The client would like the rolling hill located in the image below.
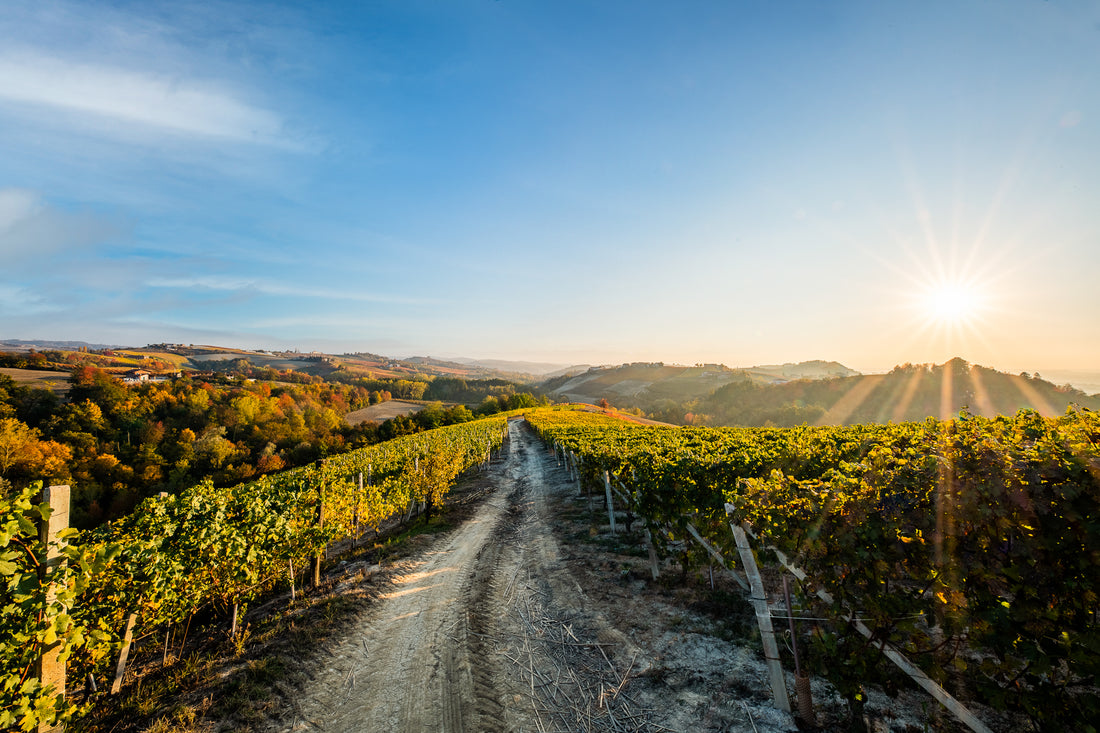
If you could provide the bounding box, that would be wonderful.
[545,358,1100,427]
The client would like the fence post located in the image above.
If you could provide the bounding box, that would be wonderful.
[36,485,69,732]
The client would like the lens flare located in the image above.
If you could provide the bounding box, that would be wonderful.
[923,284,982,325]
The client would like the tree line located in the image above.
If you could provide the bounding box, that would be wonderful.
[0,365,548,529]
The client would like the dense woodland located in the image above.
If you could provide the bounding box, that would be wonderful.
[0,361,545,528]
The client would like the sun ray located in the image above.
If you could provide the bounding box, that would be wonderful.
[1009,374,1059,417]
[891,366,925,423]
[815,375,886,426]
[940,361,955,420]
[968,364,996,417]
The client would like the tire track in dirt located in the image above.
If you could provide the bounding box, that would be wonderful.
[270,420,542,733]
[269,418,790,733]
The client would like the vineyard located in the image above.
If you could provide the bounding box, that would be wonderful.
[1,416,509,731]
[525,406,1100,732]
[5,404,1098,732]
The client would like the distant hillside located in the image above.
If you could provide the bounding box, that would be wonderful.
[1,338,119,351]
[697,358,1100,427]
[542,360,857,416]
[449,357,573,376]
[744,360,860,381]
[399,356,538,381]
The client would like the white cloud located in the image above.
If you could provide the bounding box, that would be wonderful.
[0,51,287,145]
[147,276,435,306]
[0,283,60,315]
[0,187,120,260]
[0,188,38,229]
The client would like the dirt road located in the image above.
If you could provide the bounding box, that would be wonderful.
[270,419,801,733]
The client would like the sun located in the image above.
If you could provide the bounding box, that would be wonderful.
[923,284,981,325]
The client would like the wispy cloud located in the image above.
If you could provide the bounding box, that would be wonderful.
[0,50,289,145]
[0,187,121,261]
[0,284,60,316]
[147,276,437,306]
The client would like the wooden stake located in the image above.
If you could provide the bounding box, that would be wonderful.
[111,613,138,695]
[179,612,193,657]
[354,471,363,547]
[685,521,749,591]
[784,575,816,725]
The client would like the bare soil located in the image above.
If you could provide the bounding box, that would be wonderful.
[0,366,71,394]
[254,419,997,733]
[254,420,789,733]
[343,401,426,426]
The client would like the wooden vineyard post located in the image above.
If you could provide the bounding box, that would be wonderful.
[784,575,815,725]
[685,521,749,592]
[311,493,325,588]
[111,613,138,695]
[731,522,791,713]
[603,470,617,534]
[311,460,326,589]
[406,455,420,521]
[36,485,69,732]
[605,477,661,580]
[353,471,363,547]
[584,461,593,516]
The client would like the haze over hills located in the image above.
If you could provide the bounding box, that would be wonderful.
[557,357,1100,427]
[3,340,1098,424]
[448,357,575,376]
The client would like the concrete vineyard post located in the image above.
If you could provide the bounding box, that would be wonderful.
[728,511,993,733]
[110,613,138,695]
[603,470,616,534]
[36,485,69,733]
[731,523,791,713]
[644,528,660,580]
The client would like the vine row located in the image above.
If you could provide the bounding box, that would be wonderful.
[2,416,509,731]
[526,406,1100,731]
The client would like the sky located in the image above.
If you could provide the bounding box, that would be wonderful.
[1,0,1098,374]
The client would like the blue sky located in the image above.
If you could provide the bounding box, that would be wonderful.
[1,0,1098,373]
